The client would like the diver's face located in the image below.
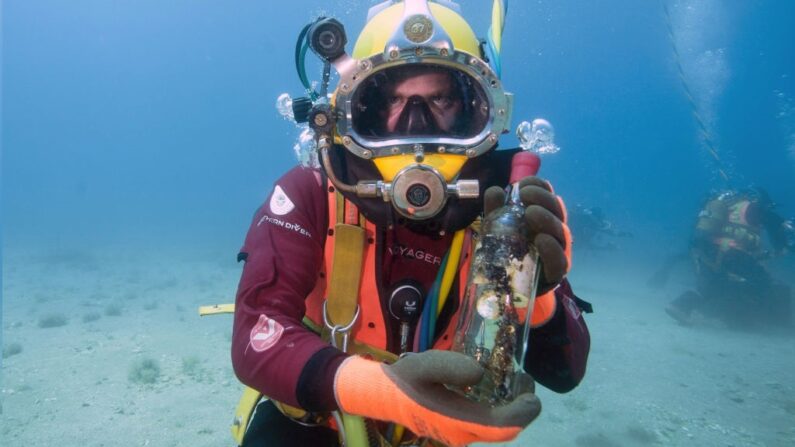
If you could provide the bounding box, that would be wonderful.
[384,72,463,133]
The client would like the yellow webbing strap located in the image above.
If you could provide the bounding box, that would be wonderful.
[306,316,398,364]
[198,303,235,316]
[197,302,254,444]
[197,304,257,445]
[323,192,366,347]
[273,400,311,422]
[336,188,347,225]
[230,386,263,445]
[327,191,374,447]
[325,223,365,327]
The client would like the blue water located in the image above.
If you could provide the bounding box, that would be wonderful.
[4,1,795,248]
[3,1,795,446]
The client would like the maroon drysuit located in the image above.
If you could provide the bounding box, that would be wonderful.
[232,165,591,413]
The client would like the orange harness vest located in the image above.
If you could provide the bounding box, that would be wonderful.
[715,200,761,253]
[304,182,556,356]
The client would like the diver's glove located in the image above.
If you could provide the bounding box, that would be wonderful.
[484,176,572,294]
[334,350,540,447]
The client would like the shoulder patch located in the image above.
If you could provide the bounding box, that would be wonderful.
[269,185,295,216]
[563,295,582,320]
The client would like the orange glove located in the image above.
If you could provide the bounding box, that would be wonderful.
[334,350,541,447]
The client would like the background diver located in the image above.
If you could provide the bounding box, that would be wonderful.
[662,187,794,328]
[567,204,632,250]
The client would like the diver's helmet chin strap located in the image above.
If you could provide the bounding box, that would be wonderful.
[318,136,479,220]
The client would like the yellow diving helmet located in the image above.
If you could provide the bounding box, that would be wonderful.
[301,0,512,221]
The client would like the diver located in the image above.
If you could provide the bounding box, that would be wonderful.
[231,2,591,446]
[568,204,631,250]
[665,187,794,328]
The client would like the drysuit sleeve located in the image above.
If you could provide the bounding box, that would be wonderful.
[231,166,347,411]
[523,279,591,393]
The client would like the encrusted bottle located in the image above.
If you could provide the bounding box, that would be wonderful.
[452,152,541,405]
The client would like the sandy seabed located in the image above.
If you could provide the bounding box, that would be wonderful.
[2,245,794,447]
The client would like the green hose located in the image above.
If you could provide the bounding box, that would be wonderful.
[341,413,370,447]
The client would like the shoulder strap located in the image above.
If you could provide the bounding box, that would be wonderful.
[323,188,367,350]
[325,188,376,447]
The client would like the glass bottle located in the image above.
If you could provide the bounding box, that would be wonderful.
[452,153,541,405]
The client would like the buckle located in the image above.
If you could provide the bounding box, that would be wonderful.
[322,301,360,352]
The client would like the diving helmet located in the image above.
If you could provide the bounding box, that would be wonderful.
[295,0,513,224]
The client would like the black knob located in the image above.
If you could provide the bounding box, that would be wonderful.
[291,97,313,124]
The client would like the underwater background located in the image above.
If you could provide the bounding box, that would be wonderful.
[2,1,794,446]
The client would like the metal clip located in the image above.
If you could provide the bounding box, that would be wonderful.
[322,301,361,353]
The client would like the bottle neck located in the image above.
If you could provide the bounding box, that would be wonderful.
[508,182,522,207]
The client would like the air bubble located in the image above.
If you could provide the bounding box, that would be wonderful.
[516,118,560,154]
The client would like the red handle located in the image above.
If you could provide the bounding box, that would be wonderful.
[509,151,541,184]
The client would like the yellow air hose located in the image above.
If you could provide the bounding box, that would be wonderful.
[437,229,466,314]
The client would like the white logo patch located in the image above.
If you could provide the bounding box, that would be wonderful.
[563,295,582,320]
[249,314,284,353]
[269,185,295,216]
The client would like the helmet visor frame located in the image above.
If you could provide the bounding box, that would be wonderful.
[350,64,489,140]
[334,50,512,160]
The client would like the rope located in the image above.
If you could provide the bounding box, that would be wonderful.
[662,1,731,186]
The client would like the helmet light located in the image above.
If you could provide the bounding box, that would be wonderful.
[308,18,348,62]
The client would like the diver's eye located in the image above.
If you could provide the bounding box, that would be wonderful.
[431,95,453,108]
[388,96,405,107]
